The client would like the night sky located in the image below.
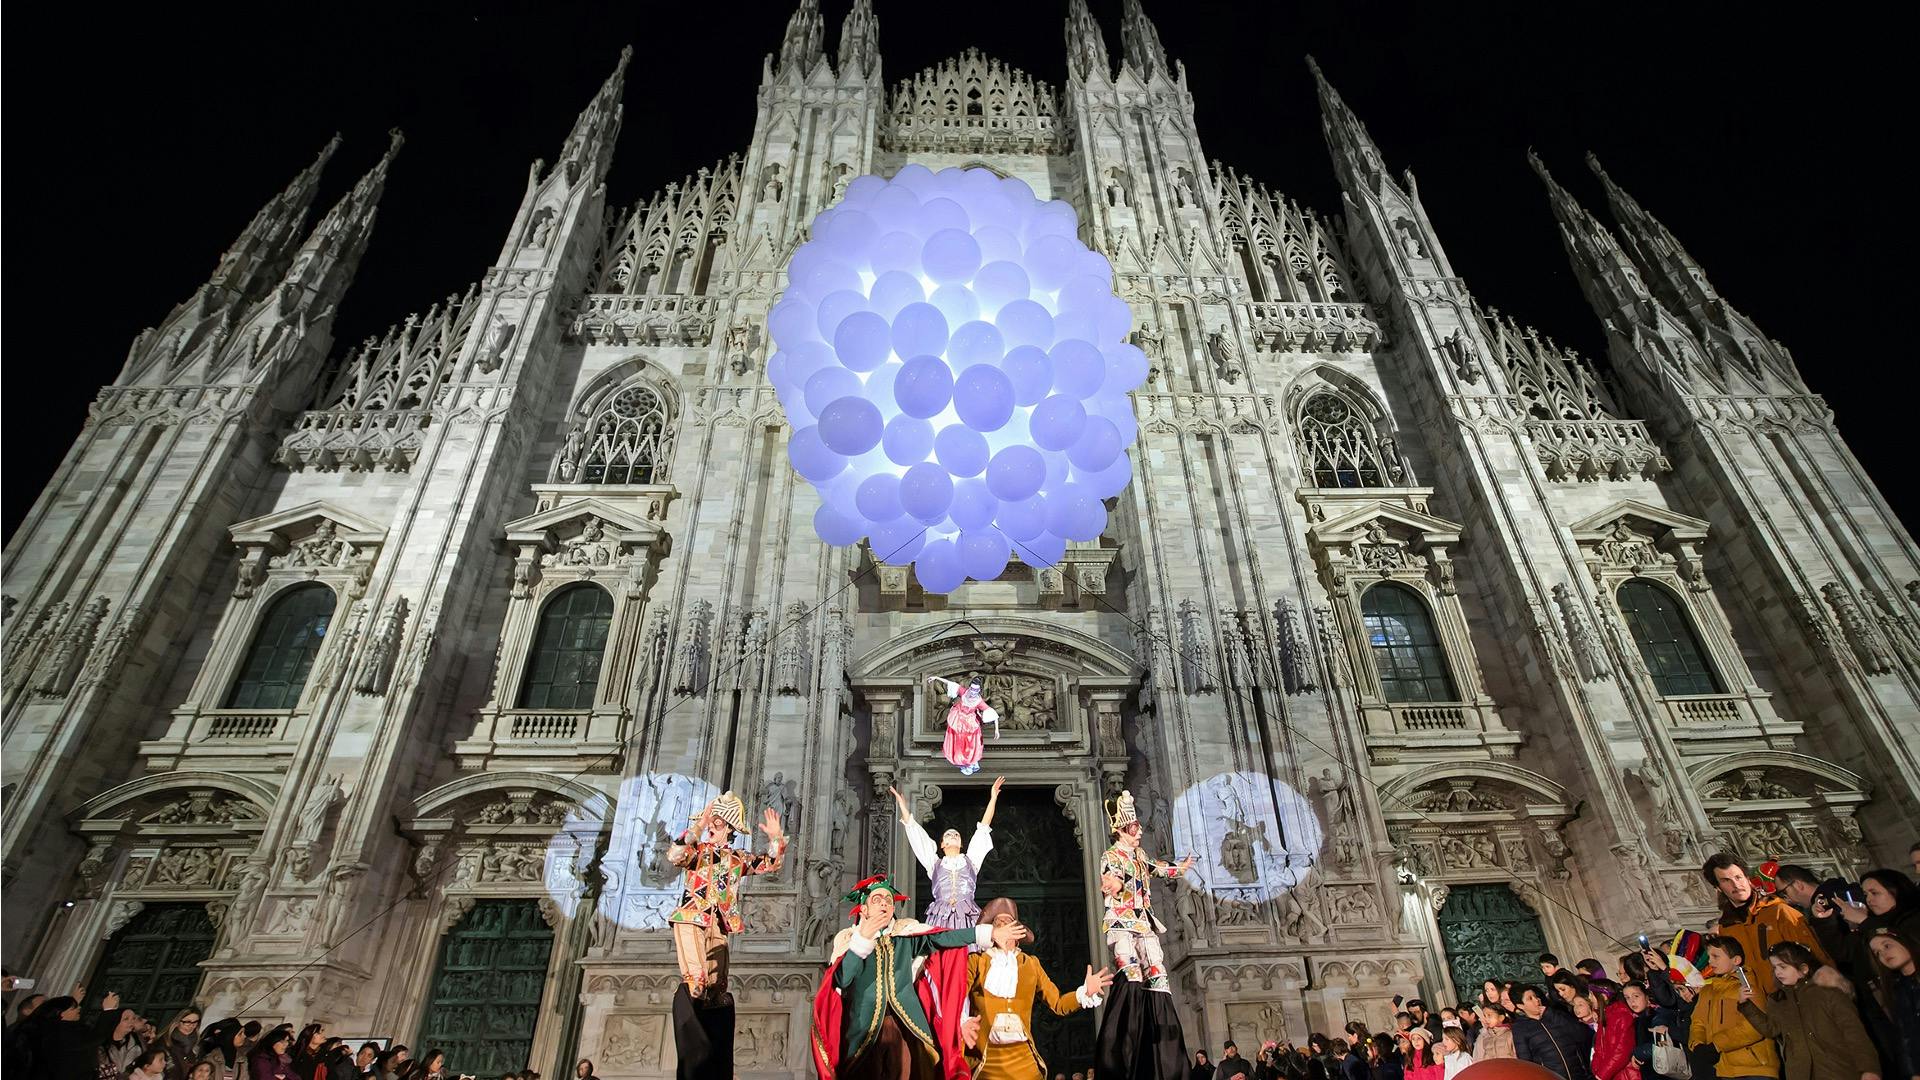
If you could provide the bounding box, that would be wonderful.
[5,1,1908,537]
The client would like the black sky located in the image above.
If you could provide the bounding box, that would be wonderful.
[5,1,1910,537]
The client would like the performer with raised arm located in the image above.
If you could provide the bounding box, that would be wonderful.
[960,897,1115,1080]
[889,776,1003,931]
[666,790,788,1004]
[811,873,1028,1080]
[927,674,998,775]
[1095,790,1195,1080]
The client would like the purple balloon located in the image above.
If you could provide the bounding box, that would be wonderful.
[894,354,955,419]
[953,364,1015,433]
[870,517,928,565]
[985,445,1046,502]
[882,415,936,466]
[950,478,999,531]
[1030,395,1088,452]
[855,472,904,523]
[817,396,884,456]
[934,424,990,477]
[994,493,1047,540]
[814,504,865,547]
[1017,530,1067,569]
[899,462,955,522]
[788,425,845,482]
[958,528,1012,581]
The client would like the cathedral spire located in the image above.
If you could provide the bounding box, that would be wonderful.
[1586,153,1719,309]
[556,47,630,189]
[1307,56,1394,197]
[1065,0,1110,82]
[1529,149,1652,317]
[208,134,342,304]
[776,0,826,78]
[1120,0,1170,80]
[837,0,879,79]
[275,129,403,320]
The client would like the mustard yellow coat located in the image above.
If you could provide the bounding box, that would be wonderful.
[964,950,1089,1080]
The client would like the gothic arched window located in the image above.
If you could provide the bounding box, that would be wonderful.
[1617,580,1722,697]
[1361,583,1458,703]
[518,585,615,710]
[1297,390,1400,489]
[226,584,335,709]
[577,383,674,485]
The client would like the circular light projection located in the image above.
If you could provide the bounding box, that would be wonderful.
[1170,771,1326,905]
[769,166,1145,591]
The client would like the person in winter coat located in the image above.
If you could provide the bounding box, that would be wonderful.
[1437,1031,1474,1080]
[1703,854,1832,998]
[26,991,123,1080]
[157,1007,204,1080]
[1866,928,1920,1080]
[1735,942,1881,1080]
[102,1007,147,1076]
[198,1018,251,1080]
[1620,982,1679,1080]
[1471,1003,1516,1061]
[1367,1033,1405,1080]
[1218,1043,1254,1080]
[1193,1051,1217,1080]
[1823,869,1920,982]
[249,1026,295,1080]
[131,1047,176,1080]
[1403,1029,1443,1080]
[1592,988,1644,1080]
[1687,936,1781,1079]
[1511,986,1595,1080]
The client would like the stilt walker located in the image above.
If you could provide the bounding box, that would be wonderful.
[667,790,787,1078]
[810,873,1028,1080]
[1094,790,1195,1080]
[889,775,1003,932]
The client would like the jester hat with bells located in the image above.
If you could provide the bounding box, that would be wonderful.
[842,873,909,919]
[694,790,748,835]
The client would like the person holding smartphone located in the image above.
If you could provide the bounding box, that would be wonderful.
[1687,936,1781,1080]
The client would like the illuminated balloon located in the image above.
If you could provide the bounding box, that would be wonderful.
[770,167,1143,590]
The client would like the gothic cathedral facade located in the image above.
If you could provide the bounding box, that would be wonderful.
[5,2,1917,1075]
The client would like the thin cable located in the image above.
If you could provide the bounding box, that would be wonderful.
[1002,531,1642,953]
[231,530,925,1015]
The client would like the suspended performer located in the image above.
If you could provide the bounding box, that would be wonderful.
[928,674,998,775]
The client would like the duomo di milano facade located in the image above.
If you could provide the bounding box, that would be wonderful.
[5,0,1918,1074]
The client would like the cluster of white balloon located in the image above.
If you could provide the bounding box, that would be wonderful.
[768,165,1147,594]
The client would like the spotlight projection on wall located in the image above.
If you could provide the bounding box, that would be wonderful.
[768,165,1148,593]
[1171,771,1324,904]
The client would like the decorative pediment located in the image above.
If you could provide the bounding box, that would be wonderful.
[502,498,670,601]
[1689,751,1868,808]
[502,498,668,553]
[75,771,280,831]
[227,503,385,599]
[1309,501,1463,546]
[1378,762,1571,818]
[409,770,613,828]
[228,501,388,549]
[1568,499,1709,543]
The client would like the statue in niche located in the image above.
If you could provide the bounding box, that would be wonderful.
[525,207,556,250]
[281,519,352,568]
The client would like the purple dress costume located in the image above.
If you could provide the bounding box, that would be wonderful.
[901,815,993,930]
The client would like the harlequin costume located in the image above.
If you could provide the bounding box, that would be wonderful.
[930,675,997,775]
[668,790,787,1004]
[964,898,1103,1080]
[811,874,987,1080]
[1094,790,1191,1080]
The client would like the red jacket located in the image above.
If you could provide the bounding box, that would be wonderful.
[1591,999,1642,1080]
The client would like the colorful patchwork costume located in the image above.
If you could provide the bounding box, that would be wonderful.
[1093,790,1193,1080]
[668,790,786,1004]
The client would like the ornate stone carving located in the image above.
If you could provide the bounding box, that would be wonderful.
[673,599,713,695]
[1275,598,1316,695]
[32,595,109,698]
[263,896,317,935]
[352,595,408,695]
[470,792,571,826]
[148,846,222,887]
[1207,330,1244,383]
[922,671,1055,732]
[438,894,477,933]
[597,1013,666,1069]
[1705,769,1798,802]
[477,314,516,375]
[103,899,145,939]
[74,841,115,899]
[774,600,809,694]
[273,519,356,569]
[1310,768,1362,868]
[1440,328,1483,384]
[1177,599,1217,694]
[286,774,345,880]
[477,843,547,883]
[143,792,260,825]
[1552,583,1611,682]
[1822,583,1895,675]
[77,603,147,692]
[1410,781,1509,814]
[1324,884,1382,926]
[1596,520,1660,571]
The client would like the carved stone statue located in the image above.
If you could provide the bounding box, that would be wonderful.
[1207,330,1244,383]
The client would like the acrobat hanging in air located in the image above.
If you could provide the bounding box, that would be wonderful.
[928,674,999,775]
